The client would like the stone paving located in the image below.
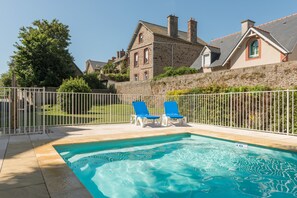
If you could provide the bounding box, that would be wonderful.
[0,123,296,198]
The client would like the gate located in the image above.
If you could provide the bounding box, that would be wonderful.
[0,87,45,135]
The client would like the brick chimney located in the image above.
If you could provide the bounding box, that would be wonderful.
[120,49,125,58]
[187,18,197,43]
[167,15,178,38]
[241,19,255,35]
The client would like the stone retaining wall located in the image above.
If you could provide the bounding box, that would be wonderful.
[114,61,297,95]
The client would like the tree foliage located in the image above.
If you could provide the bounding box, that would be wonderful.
[102,62,118,74]
[12,19,75,87]
[82,73,106,89]
[57,78,91,114]
[0,71,12,87]
[153,66,198,80]
[58,77,91,93]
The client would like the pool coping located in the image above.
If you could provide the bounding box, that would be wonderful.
[1,124,297,197]
[38,127,297,197]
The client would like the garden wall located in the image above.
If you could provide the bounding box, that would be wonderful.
[114,61,297,95]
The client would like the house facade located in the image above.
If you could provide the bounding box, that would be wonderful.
[113,49,128,73]
[128,15,206,81]
[85,60,107,74]
[191,13,297,72]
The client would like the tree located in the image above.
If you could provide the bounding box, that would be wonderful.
[82,73,106,89]
[12,19,75,87]
[0,71,12,87]
[102,62,118,74]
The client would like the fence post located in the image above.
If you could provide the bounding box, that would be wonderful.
[72,91,74,126]
[287,89,289,135]
[230,92,233,127]
[43,87,45,133]
[109,93,112,123]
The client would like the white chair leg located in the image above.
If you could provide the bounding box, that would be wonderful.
[137,117,144,127]
[164,117,168,126]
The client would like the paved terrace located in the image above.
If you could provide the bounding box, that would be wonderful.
[0,123,297,198]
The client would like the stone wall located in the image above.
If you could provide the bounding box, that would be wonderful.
[153,35,204,76]
[129,25,154,81]
[114,61,297,95]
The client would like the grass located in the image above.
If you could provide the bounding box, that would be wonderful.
[43,104,163,126]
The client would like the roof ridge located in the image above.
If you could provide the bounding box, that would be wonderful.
[257,12,297,28]
[140,20,188,34]
[210,12,297,42]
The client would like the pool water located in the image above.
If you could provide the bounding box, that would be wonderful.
[55,134,297,198]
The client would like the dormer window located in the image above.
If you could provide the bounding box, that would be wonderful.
[202,54,210,67]
[139,33,143,43]
[249,39,259,58]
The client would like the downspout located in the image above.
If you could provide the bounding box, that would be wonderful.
[171,44,174,67]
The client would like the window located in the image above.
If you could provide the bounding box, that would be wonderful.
[202,54,210,67]
[134,52,139,67]
[249,40,259,58]
[134,74,138,81]
[139,33,143,43]
[144,71,149,80]
[144,48,149,64]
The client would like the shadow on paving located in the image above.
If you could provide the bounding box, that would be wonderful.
[0,128,94,197]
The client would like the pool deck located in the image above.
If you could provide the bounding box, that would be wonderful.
[0,123,297,198]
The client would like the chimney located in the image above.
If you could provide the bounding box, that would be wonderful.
[120,49,125,58]
[167,15,178,38]
[188,18,197,43]
[241,19,255,35]
[117,51,120,59]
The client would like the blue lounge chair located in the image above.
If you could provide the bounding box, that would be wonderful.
[163,101,187,126]
[132,101,160,127]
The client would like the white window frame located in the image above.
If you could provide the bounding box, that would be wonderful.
[202,53,211,67]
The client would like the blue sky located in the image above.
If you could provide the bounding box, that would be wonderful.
[0,0,296,75]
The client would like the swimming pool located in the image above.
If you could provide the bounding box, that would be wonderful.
[55,133,297,198]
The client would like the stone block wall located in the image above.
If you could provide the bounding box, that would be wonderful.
[153,35,204,76]
[129,25,154,81]
[114,61,297,95]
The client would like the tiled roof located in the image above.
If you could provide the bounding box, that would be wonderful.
[86,60,107,70]
[191,13,297,69]
[127,20,207,50]
[140,21,207,45]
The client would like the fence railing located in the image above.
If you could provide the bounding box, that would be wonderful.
[174,90,296,135]
[0,87,296,136]
[0,87,45,135]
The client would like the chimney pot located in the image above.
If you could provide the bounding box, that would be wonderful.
[167,15,178,38]
[241,19,255,35]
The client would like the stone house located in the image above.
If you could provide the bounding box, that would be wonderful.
[191,13,297,72]
[85,59,107,74]
[127,15,207,81]
[113,49,128,73]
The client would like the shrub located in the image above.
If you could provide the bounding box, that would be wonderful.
[167,85,271,95]
[108,73,129,82]
[57,77,91,114]
[82,73,106,89]
[154,66,198,80]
